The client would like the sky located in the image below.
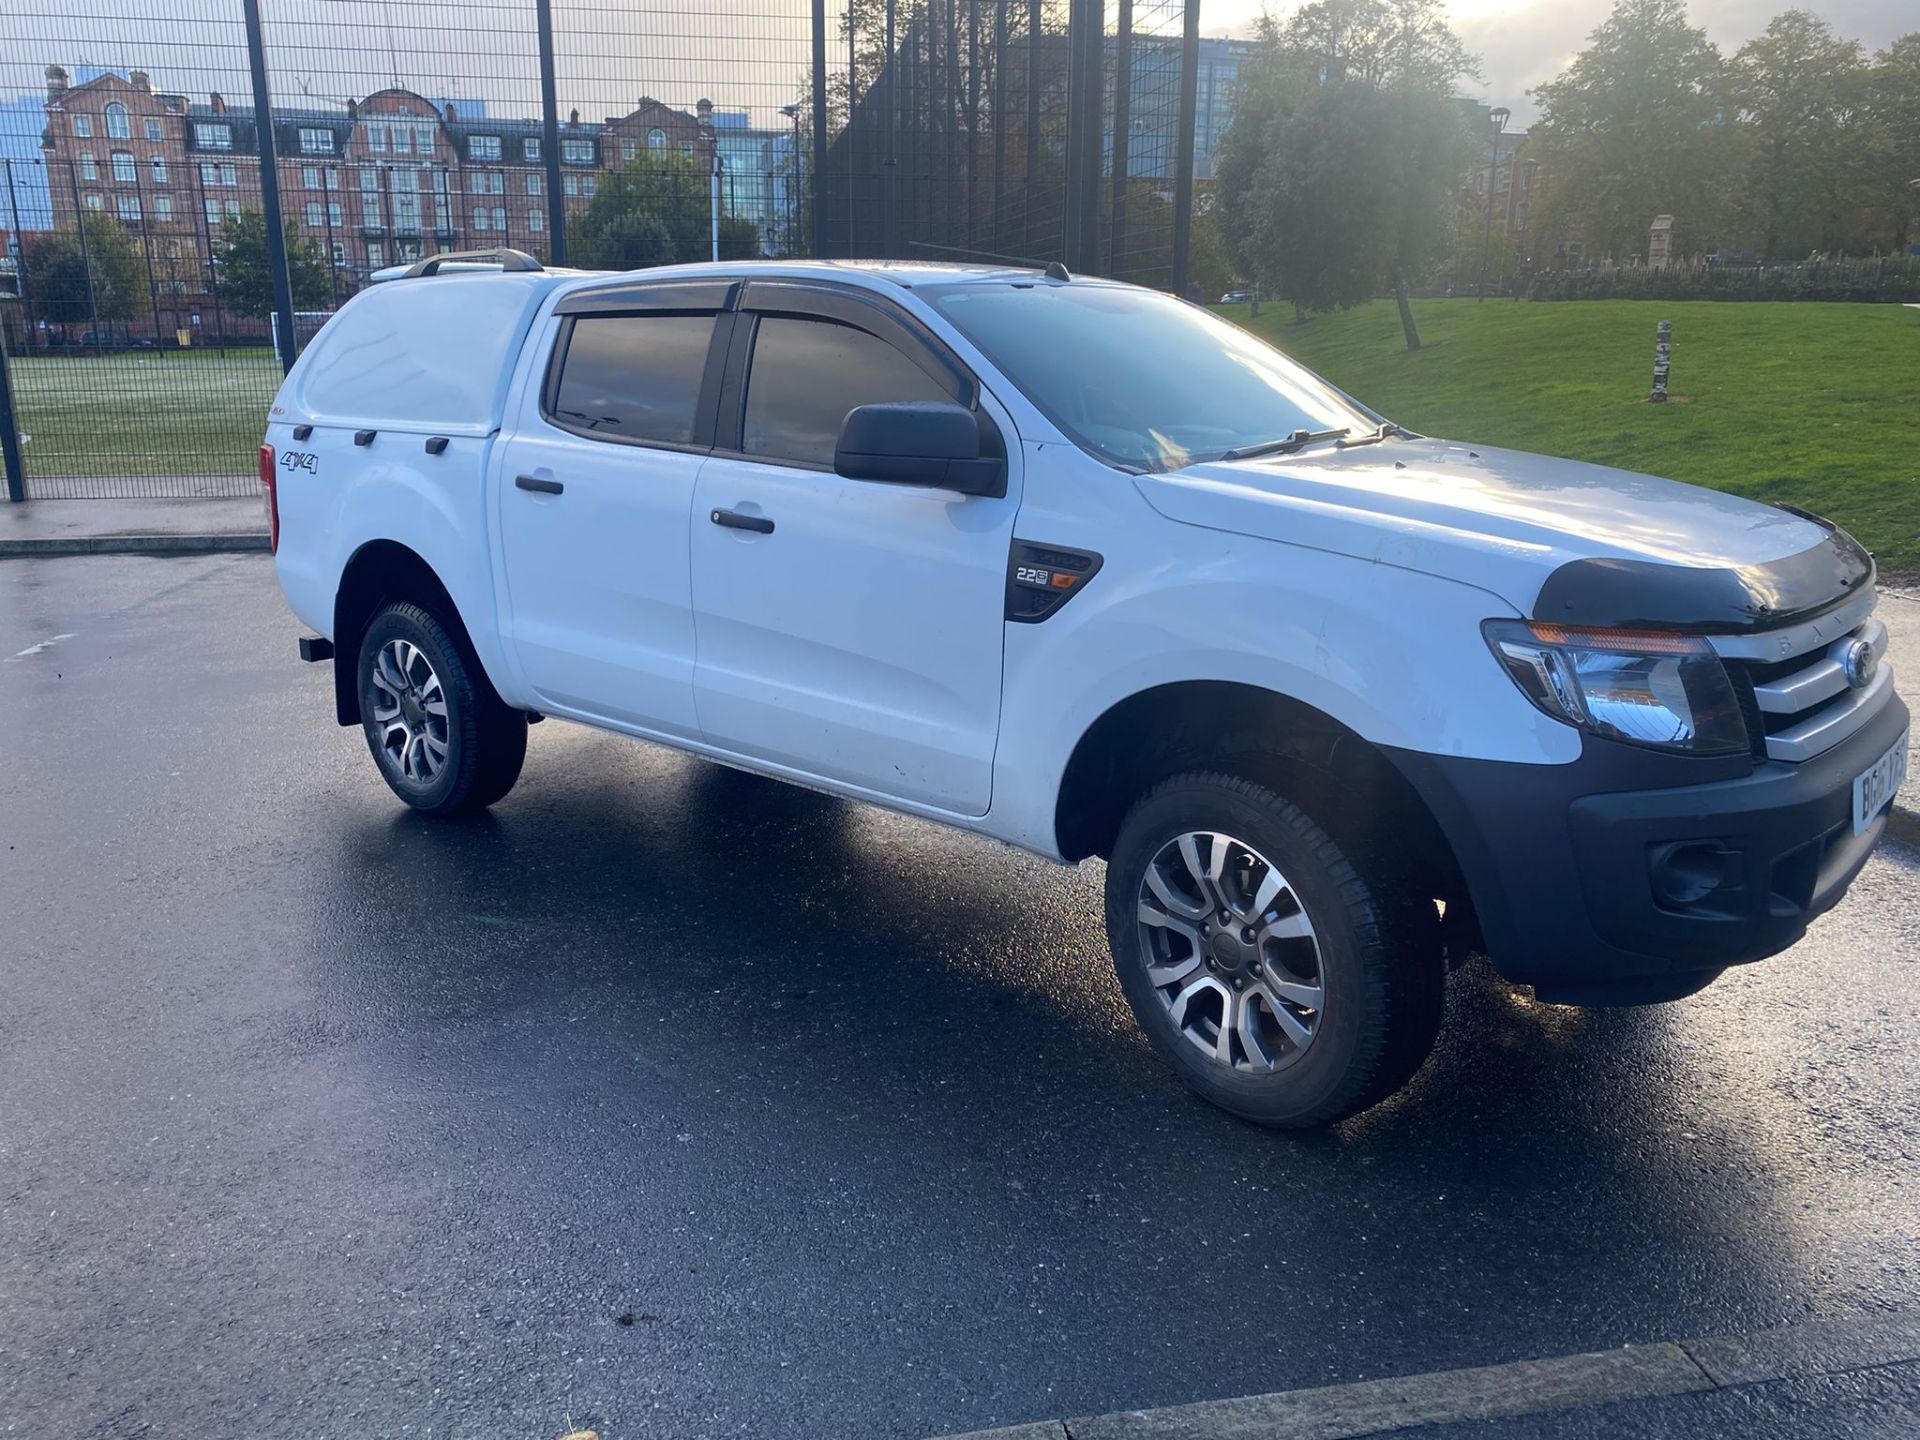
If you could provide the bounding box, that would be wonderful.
[1202,0,1913,123]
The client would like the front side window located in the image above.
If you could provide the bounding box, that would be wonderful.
[925,282,1375,473]
[551,312,717,446]
[741,317,949,469]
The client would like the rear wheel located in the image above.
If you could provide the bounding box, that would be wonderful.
[1105,770,1443,1128]
[357,602,526,816]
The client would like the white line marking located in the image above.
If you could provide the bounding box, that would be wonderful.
[6,633,77,662]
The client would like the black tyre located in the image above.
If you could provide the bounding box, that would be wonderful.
[1105,770,1444,1129]
[357,601,527,816]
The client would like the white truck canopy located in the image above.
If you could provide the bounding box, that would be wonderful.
[275,271,566,438]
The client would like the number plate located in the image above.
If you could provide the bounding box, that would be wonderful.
[1853,729,1909,836]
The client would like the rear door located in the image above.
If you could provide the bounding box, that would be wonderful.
[493,281,733,739]
[688,282,1019,816]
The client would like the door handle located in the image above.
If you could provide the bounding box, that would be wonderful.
[710,508,774,534]
[516,474,564,495]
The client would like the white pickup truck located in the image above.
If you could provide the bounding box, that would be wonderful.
[264,250,1907,1128]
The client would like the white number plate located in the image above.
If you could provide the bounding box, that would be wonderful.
[1853,729,1909,836]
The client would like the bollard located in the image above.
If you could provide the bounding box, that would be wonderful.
[1649,319,1671,403]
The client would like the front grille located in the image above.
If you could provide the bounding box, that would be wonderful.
[1722,612,1892,763]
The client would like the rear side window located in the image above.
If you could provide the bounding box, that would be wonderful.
[741,316,949,468]
[550,312,716,445]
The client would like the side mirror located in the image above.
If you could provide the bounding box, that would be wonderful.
[834,402,1006,498]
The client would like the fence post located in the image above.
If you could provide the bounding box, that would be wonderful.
[884,0,898,258]
[812,0,829,257]
[241,0,298,375]
[1024,0,1040,255]
[536,0,567,262]
[1068,0,1103,273]
[4,160,40,355]
[1107,0,1132,281]
[0,332,25,502]
[1169,0,1199,297]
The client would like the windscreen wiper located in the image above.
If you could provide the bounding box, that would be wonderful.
[1333,421,1413,449]
[1221,427,1351,462]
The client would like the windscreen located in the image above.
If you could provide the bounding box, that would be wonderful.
[924,283,1378,473]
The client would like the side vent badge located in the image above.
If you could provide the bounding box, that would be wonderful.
[1006,541,1104,624]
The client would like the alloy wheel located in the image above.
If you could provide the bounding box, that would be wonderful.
[369,638,451,786]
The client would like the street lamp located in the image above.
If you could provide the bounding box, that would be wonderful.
[1477,105,1510,302]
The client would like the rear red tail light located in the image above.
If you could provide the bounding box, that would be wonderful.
[259,443,280,555]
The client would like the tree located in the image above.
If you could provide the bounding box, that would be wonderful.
[1861,34,1920,253]
[1732,11,1869,261]
[213,210,331,318]
[25,219,151,335]
[1215,0,1477,349]
[1529,0,1736,262]
[569,149,761,270]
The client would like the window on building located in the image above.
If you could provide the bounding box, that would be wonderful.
[80,152,99,181]
[199,161,216,185]
[563,174,578,196]
[328,202,342,227]
[622,139,636,162]
[154,193,173,220]
[529,209,544,232]
[416,125,435,154]
[526,173,541,196]
[219,163,237,187]
[106,103,131,139]
[224,198,241,218]
[325,166,340,191]
[299,127,335,155]
[112,152,136,183]
[204,198,221,225]
[473,209,490,232]
[742,318,949,468]
[144,118,164,141]
[366,120,388,153]
[470,134,501,160]
[491,172,504,195]
[525,137,541,161]
[563,139,592,164]
[493,206,506,230]
[648,128,668,152]
[391,123,413,155]
[306,202,323,226]
[150,156,167,183]
[367,241,384,266]
[331,241,346,265]
[582,176,597,197]
[470,172,487,195]
[551,313,717,445]
[303,166,320,190]
[73,114,93,138]
[85,192,105,211]
[195,122,233,150]
[117,194,141,222]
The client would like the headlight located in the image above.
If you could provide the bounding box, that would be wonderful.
[1482,619,1749,756]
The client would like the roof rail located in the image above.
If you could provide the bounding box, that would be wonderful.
[401,247,544,279]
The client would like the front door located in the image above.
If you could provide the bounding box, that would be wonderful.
[689,290,1018,815]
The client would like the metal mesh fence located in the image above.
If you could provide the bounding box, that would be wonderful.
[0,0,1206,500]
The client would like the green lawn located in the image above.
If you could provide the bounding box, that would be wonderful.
[1226,299,1920,577]
[11,346,278,493]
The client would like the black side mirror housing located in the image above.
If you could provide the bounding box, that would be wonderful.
[834,402,1006,497]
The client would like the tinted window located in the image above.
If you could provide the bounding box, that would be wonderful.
[552,313,715,445]
[741,317,949,468]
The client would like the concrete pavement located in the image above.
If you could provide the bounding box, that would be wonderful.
[0,496,267,556]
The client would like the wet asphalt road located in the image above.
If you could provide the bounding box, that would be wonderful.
[2,553,1918,1440]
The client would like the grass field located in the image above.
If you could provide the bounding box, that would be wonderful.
[12,347,277,495]
[1226,299,1920,576]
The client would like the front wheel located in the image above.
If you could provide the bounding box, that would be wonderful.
[357,601,526,816]
[1105,770,1443,1129]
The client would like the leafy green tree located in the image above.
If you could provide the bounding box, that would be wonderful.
[569,149,761,270]
[213,210,331,318]
[1216,0,1477,350]
[1732,11,1870,261]
[26,219,151,335]
[1529,0,1736,262]
[1862,34,1920,253]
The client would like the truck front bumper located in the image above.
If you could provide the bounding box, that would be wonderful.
[1389,691,1909,1005]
